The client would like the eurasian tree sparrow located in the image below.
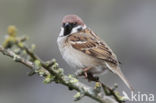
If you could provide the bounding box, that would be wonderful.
[57,15,133,91]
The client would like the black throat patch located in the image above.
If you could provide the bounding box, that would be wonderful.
[63,22,78,36]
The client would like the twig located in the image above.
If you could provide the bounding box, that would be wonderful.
[0,26,126,103]
[0,45,115,103]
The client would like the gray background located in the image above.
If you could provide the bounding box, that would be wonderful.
[0,0,156,103]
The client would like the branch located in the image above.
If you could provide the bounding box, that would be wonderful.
[0,26,126,103]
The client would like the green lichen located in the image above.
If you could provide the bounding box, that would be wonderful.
[43,74,55,84]
[31,44,36,51]
[34,60,41,67]
[74,92,81,101]
[8,25,17,37]
[115,91,125,101]
[17,42,24,48]
[68,74,79,83]
[95,82,101,89]
[2,26,17,48]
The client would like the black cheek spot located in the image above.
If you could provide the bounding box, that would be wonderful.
[77,27,82,32]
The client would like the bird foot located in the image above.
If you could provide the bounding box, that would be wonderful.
[74,67,99,82]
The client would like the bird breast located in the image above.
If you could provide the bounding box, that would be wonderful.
[57,36,99,69]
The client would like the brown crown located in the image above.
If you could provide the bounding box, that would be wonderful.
[62,15,84,26]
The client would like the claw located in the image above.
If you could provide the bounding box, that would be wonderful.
[83,67,91,72]
[74,67,99,82]
[83,67,92,78]
[84,71,88,78]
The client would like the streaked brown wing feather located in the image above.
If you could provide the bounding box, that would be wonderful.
[67,28,118,64]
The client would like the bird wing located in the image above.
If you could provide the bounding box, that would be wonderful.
[66,28,134,91]
[67,28,118,65]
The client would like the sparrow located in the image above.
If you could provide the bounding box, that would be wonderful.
[57,14,133,91]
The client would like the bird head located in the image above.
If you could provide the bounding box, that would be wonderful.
[59,15,86,36]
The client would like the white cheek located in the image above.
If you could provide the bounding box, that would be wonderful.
[83,25,87,29]
[71,25,87,34]
[59,27,64,37]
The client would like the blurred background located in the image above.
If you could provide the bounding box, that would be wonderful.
[0,0,156,103]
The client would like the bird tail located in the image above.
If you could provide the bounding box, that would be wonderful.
[106,63,134,91]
